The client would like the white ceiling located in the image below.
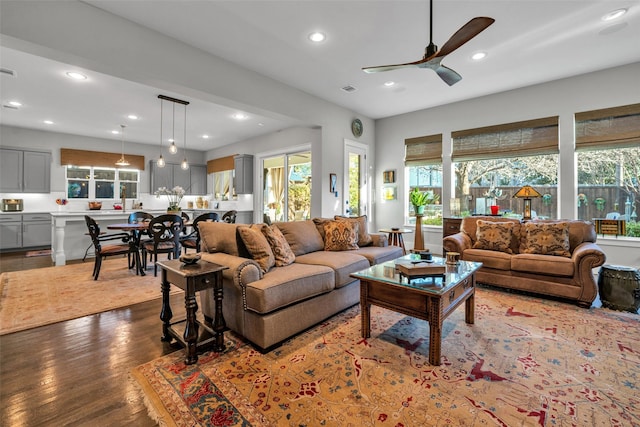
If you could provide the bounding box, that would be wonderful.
[1,0,639,151]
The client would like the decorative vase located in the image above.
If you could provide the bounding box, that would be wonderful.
[415,205,425,215]
[167,205,181,214]
[196,197,204,209]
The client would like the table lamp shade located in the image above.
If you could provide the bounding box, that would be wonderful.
[513,185,542,220]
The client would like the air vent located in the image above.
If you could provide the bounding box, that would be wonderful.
[0,68,16,77]
[341,85,357,93]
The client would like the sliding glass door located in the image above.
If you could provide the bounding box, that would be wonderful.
[262,150,312,223]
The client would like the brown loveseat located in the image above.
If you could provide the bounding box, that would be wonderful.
[443,216,606,307]
[197,217,403,350]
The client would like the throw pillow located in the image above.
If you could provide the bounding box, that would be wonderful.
[198,222,240,256]
[261,224,296,266]
[323,220,359,251]
[472,220,515,254]
[334,215,372,246]
[237,224,275,273]
[520,221,571,257]
[312,217,333,241]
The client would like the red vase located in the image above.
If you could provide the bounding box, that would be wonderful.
[490,205,499,215]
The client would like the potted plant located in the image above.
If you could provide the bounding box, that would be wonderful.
[410,188,439,215]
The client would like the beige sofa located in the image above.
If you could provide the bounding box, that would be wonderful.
[197,218,403,350]
[443,216,606,307]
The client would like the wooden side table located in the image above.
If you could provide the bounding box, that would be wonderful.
[158,259,228,364]
[379,228,412,254]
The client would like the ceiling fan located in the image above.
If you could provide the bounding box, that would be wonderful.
[362,0,495,86]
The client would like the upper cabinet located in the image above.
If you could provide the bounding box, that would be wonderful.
[0,148,51,193]
[234,154,254,195]
[149,161,207,195]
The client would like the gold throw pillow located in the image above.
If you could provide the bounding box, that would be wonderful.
[323,220,359,251]
[334,215,372,246]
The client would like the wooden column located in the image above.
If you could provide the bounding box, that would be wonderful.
[414,214,424,251]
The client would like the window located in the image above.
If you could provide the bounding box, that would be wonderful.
[262,150,312,222]
[404,134,443,225]
[452,117,559,219]
[66,166,139,200]
[576,103,640,238]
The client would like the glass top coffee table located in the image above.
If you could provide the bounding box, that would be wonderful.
[351,254,482,366]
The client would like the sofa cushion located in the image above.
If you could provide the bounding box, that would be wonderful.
[296,251,370,288]
[243,263,335,314]
[199,221,242,256]
[472,220,516,254]
[520,221,571,257]
[262,224,296,267]
[511,253,575,277]
[352,245,404,266]
[334,215,373,246]
[275,220,325,256]
[237,224,275,273]
[463,248,512,270]
[324,220,359,251]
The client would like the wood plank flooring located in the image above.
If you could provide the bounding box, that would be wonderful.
[0,251,188,426]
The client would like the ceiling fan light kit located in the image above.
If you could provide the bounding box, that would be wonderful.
[362,0,494,86]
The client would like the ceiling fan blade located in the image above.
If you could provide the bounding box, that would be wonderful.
[435,65,462,86]
[435,17,495,57]
[362,59,423,73]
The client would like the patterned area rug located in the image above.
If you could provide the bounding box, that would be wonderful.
[132,287,640,426]
[0,257,180,335]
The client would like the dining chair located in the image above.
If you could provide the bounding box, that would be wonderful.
[221,210,237,223]
[180,212,219,254]
[128,211,154,266]
[141,214,184,276]
[84,215,134,280]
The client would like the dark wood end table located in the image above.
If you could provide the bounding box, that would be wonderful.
[352,255,481,366]
[379,228,412,255]
[157,259,228,364]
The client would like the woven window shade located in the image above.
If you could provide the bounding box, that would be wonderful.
[451,116,559,162]
[575,103,640,151]
[60,148,145,170]
[404,134,442,166]
[207,155,235,174]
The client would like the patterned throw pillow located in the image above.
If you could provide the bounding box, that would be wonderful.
[472,220,515,254]
[261,224,296,266]
[520,221,571,257]
[334,215,372,247]
[323,220,359,251]
[237,224,275,273]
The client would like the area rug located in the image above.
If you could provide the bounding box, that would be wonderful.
[0,257,180,335]
[132,287,640,426]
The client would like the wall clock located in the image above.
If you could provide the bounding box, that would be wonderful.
[351,118,363,137]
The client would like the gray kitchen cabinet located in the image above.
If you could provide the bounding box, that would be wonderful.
[22,213,52,248]
[233,154,253,194]
[150,161,207,195]
[0,148,51,193]
[0,214,22,250]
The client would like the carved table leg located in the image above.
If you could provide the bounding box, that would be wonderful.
[160,270,173,342]
[428,297,443,366]
[212,275,226,352]
[183,292,199,364]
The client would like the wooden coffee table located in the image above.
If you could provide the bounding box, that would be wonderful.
[351,254,482,365]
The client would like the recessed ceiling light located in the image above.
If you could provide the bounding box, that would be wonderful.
[602,8,627,21]
[232,113,248,120]
[66,71,87,80]
[471,52,488,61]
[111,130,119,134]
[202,134,210,139]
[308,32,326,43]
[43,120,54,125]
[257,123,265,127]
[128,114,138,120]
[168,138,175,142]
[384,81,396,87]
[8,101,22,107]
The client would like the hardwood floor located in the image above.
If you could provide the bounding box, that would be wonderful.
[0,251,188,426]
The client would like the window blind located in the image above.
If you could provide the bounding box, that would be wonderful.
[60,148,145,170]
[207,155,235,174]
[575,103,640,151]
[451,116,559,162]
[404,134,442,166]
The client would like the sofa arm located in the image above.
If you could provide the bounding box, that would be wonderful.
[369,233,389,247]
[443,232,472,254]
[200,252,262,287]
[571,242,607,307]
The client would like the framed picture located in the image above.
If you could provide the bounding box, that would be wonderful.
[329,173,337,193]
[383,185,397,200]
[383,170,396,184]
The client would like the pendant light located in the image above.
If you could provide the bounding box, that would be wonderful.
[157,98,165,167]
[180,102,189,170]
[115,124,130,167]
[168,102,178,155]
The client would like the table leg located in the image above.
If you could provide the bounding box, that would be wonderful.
[428,297,442,366]
[212,274,226,352]
[160,270,173,342]
[397,233,406,255]
[183,291,199,364]
[360,281,371,338]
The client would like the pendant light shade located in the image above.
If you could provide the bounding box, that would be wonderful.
[115,124,130,167]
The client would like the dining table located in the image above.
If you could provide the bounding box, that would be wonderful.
[107,222,149,276]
